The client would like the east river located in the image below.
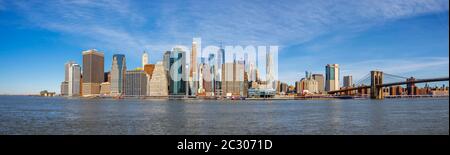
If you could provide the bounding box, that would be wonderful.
[0,96,448,135]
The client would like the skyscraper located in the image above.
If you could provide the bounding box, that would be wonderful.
[110,54,126,96]
[61,61,75,96]
[312,74,325,93]
[343,75,353,88]
[142,51,148,68]
[222,61,247,97]
[169,47,187,95]
[163,51,171,72]
[325,64,340,91]
[64,61,75,82]
[124,70,147,96]
[68,63,81,96]
[147,62,169,96]
[189,40,198,96]
[208,53,217,96]
[82,49,104,96]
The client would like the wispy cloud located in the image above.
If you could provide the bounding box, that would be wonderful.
[5,0,449,53]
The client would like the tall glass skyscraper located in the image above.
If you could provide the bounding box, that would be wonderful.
[169,47,187,95]
[110,54,126,96]
[325,64,340,91]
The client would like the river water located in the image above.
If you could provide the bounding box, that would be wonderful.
[0,96,448,135]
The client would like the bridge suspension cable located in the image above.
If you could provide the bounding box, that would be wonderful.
[383,73,410,80]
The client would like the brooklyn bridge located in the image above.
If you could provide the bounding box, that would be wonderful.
[327,71,449,99]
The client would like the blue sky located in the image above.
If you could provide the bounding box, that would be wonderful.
[0,0,448,94]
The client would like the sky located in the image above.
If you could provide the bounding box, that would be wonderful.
[0,0,448,94]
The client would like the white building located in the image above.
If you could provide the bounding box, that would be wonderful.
[68,63,81,96]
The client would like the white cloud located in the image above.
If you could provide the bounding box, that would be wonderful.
[6,0,448,53]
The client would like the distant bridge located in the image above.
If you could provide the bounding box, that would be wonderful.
[328,71,449,99]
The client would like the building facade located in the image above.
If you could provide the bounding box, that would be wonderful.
[312,74,324,93]
[68,63,81,96]
[298,71,319,95]
[82,49,104,96]
[124,70,147,96]
[189,41,198,96]
[343,75,353,88]
[221,62,247,97]
[169,47,187,95]
[147,62,169,96]
[325,64,339,92]
[110,54,126,96]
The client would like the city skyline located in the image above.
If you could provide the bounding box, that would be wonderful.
[0,0,449,94]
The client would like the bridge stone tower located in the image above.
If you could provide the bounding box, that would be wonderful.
[370,71,383,99]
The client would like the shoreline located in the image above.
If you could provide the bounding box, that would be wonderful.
[1,94,449,100]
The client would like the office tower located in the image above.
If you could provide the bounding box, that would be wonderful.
[266,50,275,90]
[61,61,75,96]
[312,74,325,93]
[64,61,75,82]
[68,63,81,96]
[217,45,225,80]
[147,62,169,96]
[163,51,171,72]
[142,51,148,68]
[169,47,187,95]
[325,64,339,91]
[208,53,216,96]
[124,70,147,96]
[163,50,171,90]
[60,82,68,96]
[343,75,353,88]
[82,49,104,96]
[110,54,126,96]
[222,61,247,97]
[189,41,198,96]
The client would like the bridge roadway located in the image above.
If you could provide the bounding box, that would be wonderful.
[328,77,449,94]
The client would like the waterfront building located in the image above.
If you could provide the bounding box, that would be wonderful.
[64,61,75,82]
[110,54,126,96]
[343,75,353,88]
[147,62,169,96]
[312,74,324,93]
[189,40,198,96]
[68,63,81,96]
[407,77,416,95]
[298,71,319,95]
[124,70,147,96]
[61,61,75,96]
[197,62,205,95]
[325,64,339,92]
[100,82,111,96]
[163,51,171,72]
[280,82,288,95]
[221,61,248,97]
[142,51,148,68]
[60,82,68,96]
[144,64,155,95]
[82,49,104,96]
[169,47,187,95]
